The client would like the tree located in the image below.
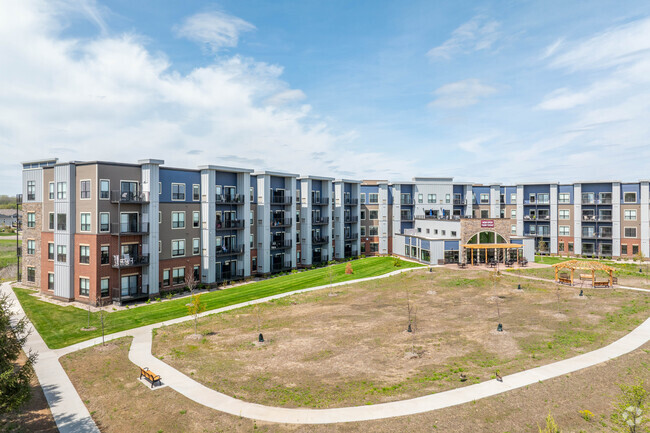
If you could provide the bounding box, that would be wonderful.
[185,272,198,295]
[97,298,108,346]
[538,240,548,254]
[345,262,353,274]
[187,294,206,336]
[327,262,335,296]
[612,380,648,433]
[537,412,561,433]
[0,293,37,415]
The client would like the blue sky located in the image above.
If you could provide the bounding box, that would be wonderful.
[2,0,650,193]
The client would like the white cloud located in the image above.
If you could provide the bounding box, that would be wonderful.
[428,15,500,60]
[540,38,563,60]
[0,1,415,192]
[429,79,497,108]
[174,10,255,52]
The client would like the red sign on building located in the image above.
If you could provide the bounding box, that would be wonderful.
[481,220,495,228]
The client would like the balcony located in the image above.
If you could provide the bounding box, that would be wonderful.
[598,198,613,205]
[312,253,328,263]
[111,222,149,235]
[272,261,293,272]
[598,215,613,221]
[313,235,329,245]
[344,216,358,223]
[216,245,245,256]
[112,285,149,303]
[581,199,596,205]
[344,198,359,205]
[453,199,466,205]
[216,194,244,204]
[271,196,292,205]
[271,218,292,227]
[110,190,149,204]
[216,219,244,230]
[271,239,292,249]
[583,232,612,239]
[344,233,359,241]
[312,216,329,225]
[582,215,597,221]
[312,197,329,205]
[400,198,414,205]
[523,215,550,221]
[217,270,244,281]
[401,214,414,221]
[112,254,149,269]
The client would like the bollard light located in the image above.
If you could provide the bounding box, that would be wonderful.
[497,323,503,332]
[579,289,583,297]
[258,333,264,343]
[407,323,412,333]
[517,284,522,290]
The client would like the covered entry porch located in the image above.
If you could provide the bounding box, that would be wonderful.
[462,243,524,266]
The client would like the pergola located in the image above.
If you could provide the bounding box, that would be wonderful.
[553,260,615,287]
[462,243,523,265]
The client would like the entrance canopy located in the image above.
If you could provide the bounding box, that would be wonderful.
[462,243,523,265]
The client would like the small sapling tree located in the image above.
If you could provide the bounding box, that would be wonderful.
[345,262,353,274]
[187,294,206,336]
[611,380,648,433]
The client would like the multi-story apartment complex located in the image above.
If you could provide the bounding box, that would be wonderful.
[20,157,650,304]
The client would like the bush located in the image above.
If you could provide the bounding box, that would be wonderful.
[393,257,402,267]
[345,262,353,274]
[579,409,593,421]
[538,412,560,433]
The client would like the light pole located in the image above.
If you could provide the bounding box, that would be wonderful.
[15,193,21,282]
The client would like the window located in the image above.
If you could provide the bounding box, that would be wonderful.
[633,245,639,255]
[428,194,436,203]
[510,193,516,203]
[624,227,637,238]
[622,244,628,255]
[27,267,35,282]
[48,242,54,260]
[27,240,35,255]
[172,267,185,285]
[559,242,564,252]
[451,231,457,236]
[624,209,637,221]
[80,278,89,296]
[369,226,378,236]
[57,182,67,200]
[172,211,185,229]
[193,211,200,228]
[80,213,91,231]
[368,193,378,204]
[193,238,200,255]
[582,192,594,204]
[360,210,366,220]
[510,209,516,219]
[163,269,170,286]
[446,194,451,204]
[172,239,185,257]
[193,184,200,201]
[101,278,109,297]
[568,242,573,252]
[558,193,570,204]
[360,193,366,204]
[442,230,446,235]
[100,179,110,199]
[48,213,54,230]
[481,210,489,218]
[57,245,66,262]
[27,181,35,201]
[559,226,570,236]
[511,225,516,234]
[624,192,637,203]
[56,213,68,230]
[559,209,570,220]
[171,183,186,200]
[370,242,379,252]
[369,210,378,220]
[79,245,90,264]
[80,180,91,199]
[101,245,109,265]
[27,212,35,228]
[418,194,423,204]
[360,226,366,236]
[48,273,54,291]
[49,182,54,200]
[250,187,254,202]
[480,193,489,204]
[537,193,549,204]
[99,213,110,232]
[250,209,254,225]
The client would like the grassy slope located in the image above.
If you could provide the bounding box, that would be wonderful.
[0,238,20,268]
[14,257,421,349]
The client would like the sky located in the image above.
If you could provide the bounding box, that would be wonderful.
[2,0,650,194]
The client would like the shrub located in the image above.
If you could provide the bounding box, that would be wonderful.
[345,262,353,274]
[579,409,593,421]
[538,412,561,433]
[393,257,402,267]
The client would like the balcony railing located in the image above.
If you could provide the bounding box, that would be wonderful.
[523,215,550,221]
[271,196,292,205]
[453,199,466,205]
[216,245,244,256]
[110,190,149,203]
[400,198,414,205]
[271,218,292,227]
[582,215,597,221]
[216,219,244,230]
[216,194,244,204]
[401,214,414,221]
[598,215,613,221]
[112,285,149,303]
[272,261,293,272]
[527,232,550,237]
[111,222,149,235]
[344,216,358,223]
[582,232,613,239]
[312,216,329,225]
[312,197,329,205]
[344,233,359,241]
[217,270,245,281]
[312,235,329,245]
[271,239,292,249]
[344,198,359,205]
[112,254,149,269]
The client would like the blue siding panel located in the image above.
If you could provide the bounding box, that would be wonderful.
[159,168,200,203]
[444,240,459,250]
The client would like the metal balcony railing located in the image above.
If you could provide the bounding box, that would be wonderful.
[112,285,149,302]
[112,254,149,269]
[344,233,359,241]
[216,219,244,230]
[111,222,149,235]
[344,198,359,205]
[344,216,358,223]
[272,261,292,272]
[582,215,597,221]
[271,217,292,227]
[271,196,292,205]
[312,197,329,205]
[312,235,329,245]
[312,216,329,225]
[271,239,292,249]
[453,199,466,205]
[216,194,244,204]
[110,190,149,203]
[401,214,414,221]
[216,245,244,256]
[598,215,613,221]
[217,270,244,281]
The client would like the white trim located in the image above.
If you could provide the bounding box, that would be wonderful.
[171,211,186,229]
[79,212,91,232]
[79,179,92,200]
[99,212,110,233]
[192,211,200,228]
[624,226,638,238]
[99,179,110,200]
[623,191,637,204]
[192,237,200,255]
[48,181,55,200]
[171,182,186,201]
[171,239,185,257]
[192,184,200,201]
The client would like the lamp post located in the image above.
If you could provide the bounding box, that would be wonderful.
[15,193,21,282]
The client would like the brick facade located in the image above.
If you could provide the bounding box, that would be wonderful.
[21,202,41,288]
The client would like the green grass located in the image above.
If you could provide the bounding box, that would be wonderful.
[14,256,421,349]
[0,238,20,268]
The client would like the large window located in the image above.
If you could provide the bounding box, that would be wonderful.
[558,193,570,204]
[581,192,594,204]
[99,213,110,232]
[80,180,91,199]
[193,184,200,201]
[368,193,378,204]
[101,245,109,265]
[172,239,185,257]
[48,242,54,260]
[559,226,570,236]
[360,193,365,204]
[510,209,516,219]
[624,192,637,203]
[163,269,170,286]
[624,227,637,238]
[172,211,185,229]
[57,182,67,200]
[360,226,366,236]
[80,213,91,231]
[537,193,550,204]
[80,278,90,296]
[100,179,110,199]
[370,243,379,252]
[172,267,185,285]
[48,273,54,291]
[101,278,109,297]
[27,212,35,228]
[171,183,186,201]
[27,181,35,201]
[57,245,67,262]
[27,240,35,255]
[369,210,378,220]
[624,209,637,221]
[193,238,200,255]
[49,182,54,200]
[193,211,200,228]
[559,209,570,220]
[369,226,378,236]
[79,245,90,264]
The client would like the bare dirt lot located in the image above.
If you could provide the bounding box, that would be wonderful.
[152,267,649,408]
[61,336,650,433]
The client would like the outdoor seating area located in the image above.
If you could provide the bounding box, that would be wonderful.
[552,260,616,288]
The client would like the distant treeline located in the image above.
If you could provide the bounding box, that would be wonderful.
[0,195,18,209]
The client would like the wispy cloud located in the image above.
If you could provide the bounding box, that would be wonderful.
[174,10,255,53]
[540,37,563,60]
[427,15,500,60]
[429,79,497,108]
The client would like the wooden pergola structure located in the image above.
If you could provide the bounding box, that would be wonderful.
[462,243,523,265]
[553,260,615,287]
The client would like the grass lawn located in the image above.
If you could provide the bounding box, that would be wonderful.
[0,238,20,268]
[14,256,421,349]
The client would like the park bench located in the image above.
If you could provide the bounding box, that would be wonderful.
[457,262,466,269]
[139,367,162,388]
[593,280,611,288]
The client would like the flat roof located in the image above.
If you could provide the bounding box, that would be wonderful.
[411,177,454,182]
[298,175,335,181]
[335,179,362,184]
[253,170,299,178]
[198,165,253,173]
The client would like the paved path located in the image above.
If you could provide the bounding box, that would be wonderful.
[2,282,100,433]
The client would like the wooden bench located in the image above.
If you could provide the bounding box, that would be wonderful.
[579,274,593,281]
[558,277,572,285]
[593,280,611,288]
[139,367,162,388]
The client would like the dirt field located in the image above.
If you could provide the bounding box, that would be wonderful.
[152,267,649,408]
[61,336,650,433]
